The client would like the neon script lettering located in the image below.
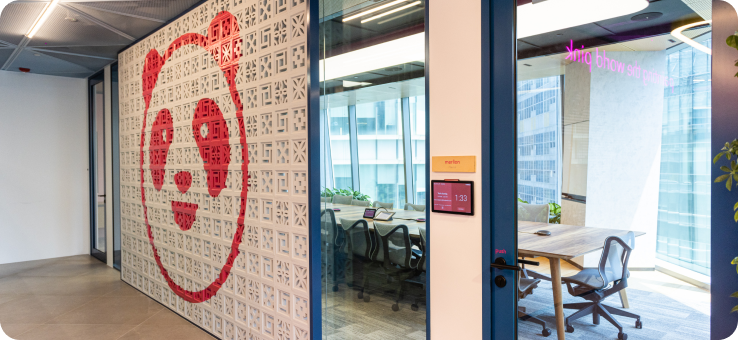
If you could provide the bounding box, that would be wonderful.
[445,160,461,165]
[565,40,674,93]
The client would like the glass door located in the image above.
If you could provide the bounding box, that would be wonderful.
[89,71,107,263]
[495,0,713,339]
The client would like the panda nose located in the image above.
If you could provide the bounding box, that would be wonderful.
[175,171,193,194]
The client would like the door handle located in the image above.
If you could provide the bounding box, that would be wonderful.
[490,258,540,288]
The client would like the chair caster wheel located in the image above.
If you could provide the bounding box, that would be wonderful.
[357,291,363,299]
[542,328,552,337]
[618,332,628,340]
[411,304,419,311]
[565,325,574,333]
[332,285,339,292]
[363,295,370,302]
[635,320,642,329]
[392,303,399,312]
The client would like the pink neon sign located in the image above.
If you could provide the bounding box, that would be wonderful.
[565,40,675,93]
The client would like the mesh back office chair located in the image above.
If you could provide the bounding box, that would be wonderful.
[562,232,641,340]
[404,203,426,212]
[410,226,427,312]
[372,222,419,312]
[332,195,353,205]
[321,209,341,291]
[517,202,552,281]
[373,201,394,209]
[352,200,371,207]
[519,276,552,337]
[338,218,374,302]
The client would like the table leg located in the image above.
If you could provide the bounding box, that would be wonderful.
[619,289,630,309]
[548,257,566,340]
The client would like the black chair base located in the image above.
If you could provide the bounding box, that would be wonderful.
[564,301,641,340]
[518,308,551,337]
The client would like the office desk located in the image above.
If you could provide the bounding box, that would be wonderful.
[518,221,646,340]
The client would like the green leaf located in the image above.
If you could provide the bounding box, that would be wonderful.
[715,152,725,164]
[728,176,733,191]
[733,202,738,211]
[728,34,738,49]
[732,305,738,313]
[732,257,738,265]
[732,292,738,299]
[721,166,731,173]
[734,209,738,223]
[715,174,730,183]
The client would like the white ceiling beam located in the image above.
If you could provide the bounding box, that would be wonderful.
[1,36,29,70]
[59,3,135,41]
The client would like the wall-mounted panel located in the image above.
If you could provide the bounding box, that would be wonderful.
[117,0,310,338]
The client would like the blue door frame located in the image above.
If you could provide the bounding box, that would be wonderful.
[482,0,518,338]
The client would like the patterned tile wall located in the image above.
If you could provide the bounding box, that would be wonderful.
[117,0,310,339]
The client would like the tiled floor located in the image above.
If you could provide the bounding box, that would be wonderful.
[0,255,214,340]
[0,255,709,340]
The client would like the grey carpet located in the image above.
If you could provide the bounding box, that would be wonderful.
[519,280,709,340]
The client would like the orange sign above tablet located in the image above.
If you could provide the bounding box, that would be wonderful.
[432,156,476,173]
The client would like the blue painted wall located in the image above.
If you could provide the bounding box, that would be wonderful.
[712,1,738,339]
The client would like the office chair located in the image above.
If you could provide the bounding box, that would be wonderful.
[372,222,419,312]
[519,275,552,337]
[338,218,374,302]
[404,203,426,212]
[332,195,353,205]
[320,209,342,292]
[320,197,330,203]
[517,202,552,282]
[410,226,427,312]
[352,200,371,207]
[373,201,394,209]
[562,232,641,340]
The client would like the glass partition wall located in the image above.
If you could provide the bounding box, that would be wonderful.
[514,1,712,339]
[319,0,428,338]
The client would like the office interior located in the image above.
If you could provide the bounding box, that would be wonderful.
[0,0,732,339]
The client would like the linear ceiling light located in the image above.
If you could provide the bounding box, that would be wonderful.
[342,0,407,22]
[518,0,648,38]
[361,1,421,23]
[671,20,712,55]
[27,0,59,39]
[320,32,424,81]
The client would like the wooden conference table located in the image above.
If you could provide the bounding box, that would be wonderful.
[325,203,644,340]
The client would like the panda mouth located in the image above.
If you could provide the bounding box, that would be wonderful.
[172,201,199,231]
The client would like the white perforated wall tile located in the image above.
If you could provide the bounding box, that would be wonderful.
[118,0,310,338]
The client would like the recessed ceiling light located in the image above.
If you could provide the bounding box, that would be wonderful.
[361,1,421,23]
[631,12,663,22]
[343,0,408,22]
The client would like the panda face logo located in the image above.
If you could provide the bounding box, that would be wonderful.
[139,11,246,303]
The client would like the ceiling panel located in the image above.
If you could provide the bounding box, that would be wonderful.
[36,49,113,71]
[79,0,202,22]
[7,49,93,76]
[27,7,134,47]
[0,49,13,67]
[0,2,46,45]
[68,4,168,38]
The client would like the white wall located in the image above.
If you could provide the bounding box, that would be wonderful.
[584,51,665,268]
[0,70,89,264]
[429,0,483,337]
